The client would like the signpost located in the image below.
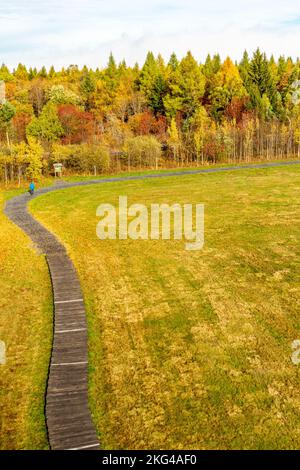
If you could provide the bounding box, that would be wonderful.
[53,163,63,178]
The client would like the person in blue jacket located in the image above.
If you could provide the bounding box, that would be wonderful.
[29,181,35,196]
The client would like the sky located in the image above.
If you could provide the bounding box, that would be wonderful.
[0,0,300,69]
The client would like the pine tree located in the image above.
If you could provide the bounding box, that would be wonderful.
[210,57,246,121]
[39,66,48,78]
[14,63,28,81]
[149,74,167,115]
[247,49,277,116]
[28,67,37,81]
[239,50,250,83]
[49,66,56,78]
[0,64,13,82]
[203,54,213,78]
[106,53,118,81]
[176,51,205,117]
[103,52,119,95]
[118,60,127,76]
[212,54,221,74]
[139,52,167,114]
[81,72,96,110]
[168,53,179,72]
[140,52,159,97]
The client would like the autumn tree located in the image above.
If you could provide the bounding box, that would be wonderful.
[13,104,33,142]
[26,103,64,146]
[190,106,211,165]
[247,49,278,118]
[25,137,44,179]
[0,102,16,146]
[164,51,205,120]
[29,80,48,116]
[14,63,28,81]
[47,85,81,106]
[210,57,247,121]
[57,104,94,144]
[80,72,96,111]
[168,117,180,162]
[1,50,300,181]
[0,64,14,82]
[12,137,43,181]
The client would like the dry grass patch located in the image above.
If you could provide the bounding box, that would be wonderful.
[30,166,300,449]
[0,190,52,450]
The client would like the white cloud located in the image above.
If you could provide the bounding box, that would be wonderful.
[0,0,300,69]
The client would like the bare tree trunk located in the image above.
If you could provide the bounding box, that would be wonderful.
[18,167,22,187]
[10,162,14,181]
[6,130,10,148]
[4,163,8,185]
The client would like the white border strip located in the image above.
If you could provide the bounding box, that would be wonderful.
[55,299,83,305]
[66,443,99,450]
[52,361,88,366]
[56,328,87,334]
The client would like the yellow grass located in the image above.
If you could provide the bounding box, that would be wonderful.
[30,165,300,449]
[0,190,52,450]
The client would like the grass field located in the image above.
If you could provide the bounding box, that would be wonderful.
[0,190,52,450]
[29,164,300,450]
[1,163,299,450]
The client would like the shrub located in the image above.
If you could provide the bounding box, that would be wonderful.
[52,143,110,174]
[124,135,162,168]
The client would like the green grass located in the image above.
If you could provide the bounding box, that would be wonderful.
[64,157,300,183]
[0,190,52,450]
[26,165,300,448]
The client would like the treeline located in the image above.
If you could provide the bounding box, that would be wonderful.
[1,48,300,182]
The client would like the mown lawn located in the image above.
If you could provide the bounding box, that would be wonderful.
[30,165,300,450]
[0,189,52,450]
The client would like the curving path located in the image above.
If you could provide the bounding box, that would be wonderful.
[4,160,300,450]
[4,189,100,450]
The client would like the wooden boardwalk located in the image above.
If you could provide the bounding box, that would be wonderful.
[3,160,300,450]
[4,190,100,451]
